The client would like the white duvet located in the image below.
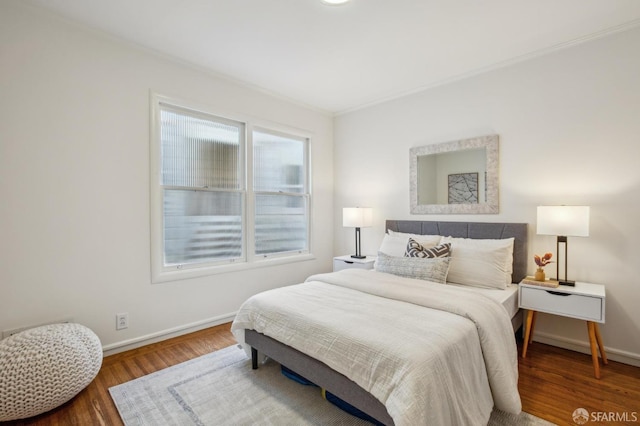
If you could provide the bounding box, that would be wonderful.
[231,269,521,426]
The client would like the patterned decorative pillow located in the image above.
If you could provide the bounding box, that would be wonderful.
[375,252,451,284]
[378,233,442,257]
[405,239,451,258]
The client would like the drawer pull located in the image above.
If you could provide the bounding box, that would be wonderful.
[344,261,354,264]
[546,291,570,296]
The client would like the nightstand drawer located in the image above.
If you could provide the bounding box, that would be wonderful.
[520,286,604,322]
[333,256,376,272]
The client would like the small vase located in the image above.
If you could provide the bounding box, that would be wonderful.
[534,268,545,282]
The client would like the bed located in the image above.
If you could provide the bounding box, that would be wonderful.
[231,220,528,426]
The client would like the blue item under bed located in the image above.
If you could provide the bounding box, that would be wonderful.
[281,365,384,425]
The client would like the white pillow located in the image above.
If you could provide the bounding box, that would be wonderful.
[379,232,441,257]
[388,230,441,241]
[440,236,514,289]
[375,252,451,284]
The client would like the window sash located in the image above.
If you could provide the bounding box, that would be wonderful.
[254,193,309,256]
[253,129,307,194]
[160,104,244,190]
[163,188,244,267]
[253,129,309,257]
[159,103,246,268]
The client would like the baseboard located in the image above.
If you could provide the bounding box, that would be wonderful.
[533,331,640,368]
[102,312,236,357]
[99,316,640,367]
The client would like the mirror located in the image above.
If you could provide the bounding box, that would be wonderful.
[410,134,499,214]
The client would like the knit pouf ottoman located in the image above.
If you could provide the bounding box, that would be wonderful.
[0,323,102,421]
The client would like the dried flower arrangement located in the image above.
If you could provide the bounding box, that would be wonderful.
[534,253,554,268]
[533,252,554,281]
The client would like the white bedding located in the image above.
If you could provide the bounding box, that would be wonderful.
[447,282,520,319]
[231,269,521,426]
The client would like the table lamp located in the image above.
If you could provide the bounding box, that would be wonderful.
[343,207,372,259]
[537,205,590,286]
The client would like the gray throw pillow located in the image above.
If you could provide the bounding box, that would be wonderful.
[376,252,450,284]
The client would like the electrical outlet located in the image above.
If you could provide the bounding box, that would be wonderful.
[116,313,129,330]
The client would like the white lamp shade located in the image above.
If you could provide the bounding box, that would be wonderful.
[343,207,373,228]
[537,206,590,237]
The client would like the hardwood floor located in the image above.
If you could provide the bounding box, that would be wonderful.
[4,323,639,425]
[517,339,640,425]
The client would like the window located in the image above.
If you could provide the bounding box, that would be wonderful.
[150,95,311,282]
[160,104,245,267]
[253,129,309,256]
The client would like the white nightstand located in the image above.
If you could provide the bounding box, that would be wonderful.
[333,255,376,272]
[519,281,607,378]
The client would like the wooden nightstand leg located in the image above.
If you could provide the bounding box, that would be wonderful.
[529,311,537,344]
[522,310,535,358]
[594,323,608,365]
[587,321,601,379]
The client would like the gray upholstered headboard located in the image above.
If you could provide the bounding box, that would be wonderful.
[385,220,528,284]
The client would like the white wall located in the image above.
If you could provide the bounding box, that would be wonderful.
[334,28,640,365]
[0,2,334,353]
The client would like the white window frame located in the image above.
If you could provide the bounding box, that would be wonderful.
[150,93,314,283]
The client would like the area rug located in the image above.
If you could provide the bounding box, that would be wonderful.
[109,345,555,425]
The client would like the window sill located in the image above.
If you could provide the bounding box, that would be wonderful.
[151,253,316,284]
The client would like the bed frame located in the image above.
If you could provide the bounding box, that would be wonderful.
[246,220,528,426]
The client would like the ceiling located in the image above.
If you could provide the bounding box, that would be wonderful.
[23,0,640,114]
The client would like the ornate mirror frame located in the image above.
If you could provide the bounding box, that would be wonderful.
[410,134,499,214]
